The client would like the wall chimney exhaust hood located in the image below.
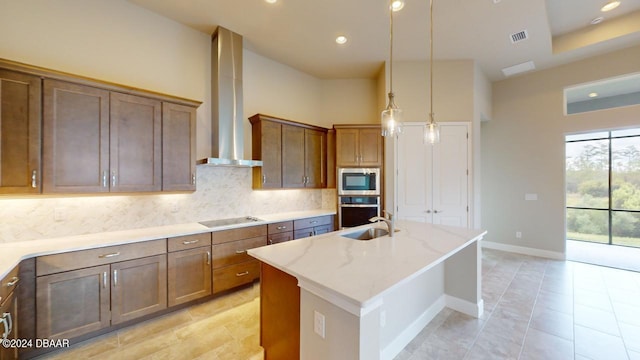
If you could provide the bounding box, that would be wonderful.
[198,26,262,167]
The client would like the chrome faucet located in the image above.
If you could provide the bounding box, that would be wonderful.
[369,210,395,237]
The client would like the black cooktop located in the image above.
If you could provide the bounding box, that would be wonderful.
[198,216,262,228]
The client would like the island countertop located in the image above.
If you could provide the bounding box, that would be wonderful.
[248,220,487,315]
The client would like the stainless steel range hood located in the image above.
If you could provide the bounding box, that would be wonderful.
[198,26,262,167]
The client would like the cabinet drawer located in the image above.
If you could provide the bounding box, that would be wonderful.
[294,228,315,240]
[0,265,19,302]
[211,225,267,245]
[313,224,333,236]
[213,260,260,294]
[36,239,167,276]
[293,215,332,230]
[212,236,266,269]
[268,231,294,245]
[268,221,293,235]
[168,232,211,252]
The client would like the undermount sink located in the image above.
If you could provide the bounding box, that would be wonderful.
[342,227,389,240]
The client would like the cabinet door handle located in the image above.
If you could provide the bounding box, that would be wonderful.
[262,175,266,184]
[102,171,108,188]
[206,251,211,265]
[98,252,120,259]
[182,239,200,245]
[235,271,250,277]
[235,249,247,254]
[276,226,287,230]
[425,210,432,213]
[434,210,442,214]
[5,277,19,287]
[1,312,11,338]
[268,238,273,245]
[103,271,108,289]
[31,170,38,188]
[192,173,196,185]
[310,220,319,224]
[0,316,7,339]
[113,270,118,287]
[111,171,117,187]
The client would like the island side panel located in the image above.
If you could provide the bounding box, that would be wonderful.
[300,289,380,360]
[261,263,301,360]
[444,240,483,317]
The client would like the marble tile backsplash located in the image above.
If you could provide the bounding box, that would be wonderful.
[0,167,337,243]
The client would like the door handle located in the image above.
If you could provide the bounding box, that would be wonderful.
[103,272,108,289]
[113,270,118,287]
[236,271,250,277]
[5,276,19,287]
[206,251,211,265]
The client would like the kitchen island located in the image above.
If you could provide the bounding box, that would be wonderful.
[248,220,487,360]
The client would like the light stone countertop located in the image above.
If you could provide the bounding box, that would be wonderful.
[248,220,487,315]
[0,209,335,279]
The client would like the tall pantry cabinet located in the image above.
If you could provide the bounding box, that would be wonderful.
[396,123,471,227]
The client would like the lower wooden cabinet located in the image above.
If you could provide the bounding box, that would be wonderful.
[36,265,111,339]
[211,225,267,294]
[36,254,167,339]
[213,261,260,294]
[0,291,18,360]
[168,246,212,307]
[110,255,167,325]
[293,215,335,240]
[267,221,294,245]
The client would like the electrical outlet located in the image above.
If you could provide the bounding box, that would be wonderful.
[54,207,66,222]
[516,231,522,239]
[314,311,325,338]
[170,202,179,213]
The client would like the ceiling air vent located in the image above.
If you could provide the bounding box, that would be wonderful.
[510,30,529,43]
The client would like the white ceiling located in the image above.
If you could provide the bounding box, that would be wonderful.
[129,0,640,81]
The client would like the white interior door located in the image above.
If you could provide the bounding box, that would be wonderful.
[396,123,469,227]
[397,123,432,222]
[432,124,469,227]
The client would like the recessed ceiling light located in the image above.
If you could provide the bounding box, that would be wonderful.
[390,0,404,11]
[335,36,348,45]
[601,1,621,12]
[591,16,604,25]
[265,0,277,4]
[589,92,599,98]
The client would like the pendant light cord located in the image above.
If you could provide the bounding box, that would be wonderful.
[429,0,434,123]
[389,7,394,96]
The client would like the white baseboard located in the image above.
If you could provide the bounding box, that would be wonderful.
[482,240,565,260]
[381,295,446,360]
[445,295,484,318]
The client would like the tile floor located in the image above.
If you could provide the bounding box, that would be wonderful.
[36,249,640,360]
[567,239,640,272]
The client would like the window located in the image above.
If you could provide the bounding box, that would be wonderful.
[564,72,640,115]
[566,129,640,247]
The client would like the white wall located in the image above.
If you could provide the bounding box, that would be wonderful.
[482,44,640,254]
[0,0,376,242]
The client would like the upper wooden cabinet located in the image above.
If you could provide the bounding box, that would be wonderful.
[110,92,162,192]
[0,59,200,195]
[0,70,41,195]
[250,113,327,190]
[162,103,197,191]
[250,115,283,189]
[43,80,110,193]
[335,125,383,168]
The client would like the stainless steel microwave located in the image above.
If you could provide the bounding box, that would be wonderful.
[338,168,381,196]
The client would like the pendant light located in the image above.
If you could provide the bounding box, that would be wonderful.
[381,2,402,137]
[424,0,440,144]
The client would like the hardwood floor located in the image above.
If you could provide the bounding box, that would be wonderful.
[36,283,262,360]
